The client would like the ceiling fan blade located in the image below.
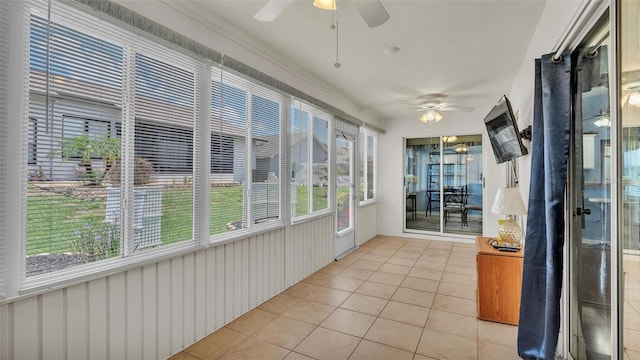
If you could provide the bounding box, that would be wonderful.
[352,0,390,28]
[438,105,473,112]
[254,0,295,22]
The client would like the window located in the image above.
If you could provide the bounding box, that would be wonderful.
[210,69,284,235]
[23,3,283,279]
[359,129,377,203]
[4,0,318,291]
[290,101,330,219]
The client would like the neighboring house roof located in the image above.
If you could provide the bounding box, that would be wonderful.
[254,134,281,159]
[255,133,328,160]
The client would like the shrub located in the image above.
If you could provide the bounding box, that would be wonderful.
[72,219,120,262]
[104,157,155,185]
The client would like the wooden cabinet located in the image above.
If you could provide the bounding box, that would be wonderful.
[476,236,523,325]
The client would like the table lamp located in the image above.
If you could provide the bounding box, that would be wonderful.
[406,174,417,193]
[491,187,527,246]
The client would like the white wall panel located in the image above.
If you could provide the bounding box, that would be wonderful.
[356,204,377,246]
[170,257,184,353]
[224,242,235,323]
[66,284,88,359]
[108,273,126,359]
[241,238,250,313]
[249,237,257,308]
[214,246,225,330]
[88,278,108,359]
[193,251,206,339]
[1,218,337,359]
[141,264,158,360]
[12,297,38,360]
[156,260,172,358]
[0,304,12,360]
[285,215,334,286]
[182,254,195,346]
[41,290,65,359]
[126,268,143,360]
[205,248,217,333]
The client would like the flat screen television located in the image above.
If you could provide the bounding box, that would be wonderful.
[484,95,528,164]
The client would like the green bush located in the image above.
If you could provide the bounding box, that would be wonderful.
[104,157,155,185]
[71,219,120,262]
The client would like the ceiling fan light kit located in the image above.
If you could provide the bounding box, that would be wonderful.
[629,91,640,106]
[313,0,337,11]
[419,109,443,123]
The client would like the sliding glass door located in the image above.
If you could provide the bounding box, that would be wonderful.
[404,135,482,236]
[621,2,640,358]
[568,12,612,359]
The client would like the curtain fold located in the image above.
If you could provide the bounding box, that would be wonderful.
[517,52,572,360]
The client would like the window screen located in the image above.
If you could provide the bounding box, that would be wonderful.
[359,129,377,202]
[26,10,124,277]
[291,100,330,219]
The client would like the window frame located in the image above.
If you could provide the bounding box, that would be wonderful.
[289,100,333,224]
[359,128,378,205]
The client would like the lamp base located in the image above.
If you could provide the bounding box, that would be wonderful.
[497,216,522,247]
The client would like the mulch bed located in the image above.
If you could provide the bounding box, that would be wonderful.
[26,253,86,277]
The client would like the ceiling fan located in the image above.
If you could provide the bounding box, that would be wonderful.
[408,94,473,123]
[254,0,390,28]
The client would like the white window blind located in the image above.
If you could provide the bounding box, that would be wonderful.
[26,4,125,277]
[24,0,199,278]
[6,0,314,288]
[291,100,330,219]
[211,68,248,234]
[210,67,284,236]
[132,50,196,250]
[359,129,377,203]
[250,87,283,225]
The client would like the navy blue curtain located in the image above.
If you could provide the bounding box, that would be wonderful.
[517,52,572,360]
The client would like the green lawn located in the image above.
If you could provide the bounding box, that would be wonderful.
[26,184,329,256]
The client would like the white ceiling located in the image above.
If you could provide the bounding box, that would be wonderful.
[160,0,548,128]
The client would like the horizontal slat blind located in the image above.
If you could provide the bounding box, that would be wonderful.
[312,116,329,212]
[210,67,284,236]
[249,84,283,226]
[359,129,377,202]
[25,0,199,278]
[291,103,310,217]
[133,49,196,250]
[211,67,248,234]
[26,3,125,277]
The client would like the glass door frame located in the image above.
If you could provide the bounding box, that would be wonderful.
[563,5,622,358]
[403,135,482,238]
[334,136,356,259]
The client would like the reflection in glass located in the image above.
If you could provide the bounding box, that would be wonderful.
[570,14,611,359]
[336,139,352,233]
[622,1,640,358]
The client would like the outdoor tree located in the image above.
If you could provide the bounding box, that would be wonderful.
[52,133,120,185]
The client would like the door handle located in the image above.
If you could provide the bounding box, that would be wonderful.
[576,208,591,216]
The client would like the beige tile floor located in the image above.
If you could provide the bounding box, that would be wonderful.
[170,236,520,360]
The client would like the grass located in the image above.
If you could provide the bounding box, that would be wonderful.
[26,184,330,255]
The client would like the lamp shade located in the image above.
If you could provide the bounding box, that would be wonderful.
[491,187,527,215]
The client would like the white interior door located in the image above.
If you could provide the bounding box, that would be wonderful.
[335,137,355,258]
